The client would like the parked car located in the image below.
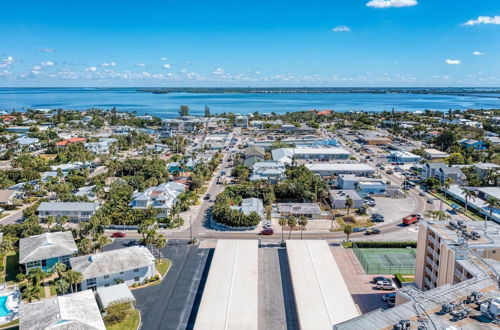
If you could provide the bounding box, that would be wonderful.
[204,194,211,200]
[386,170,394,174]
[382,293,396,302]
[387,296,396,307]
[353,227,367,233]
[376,280,396,290]
[419,192,426,196]
[111,232,126,238]
[365,228,381,235]
[372,276,393,284]
[259,228,274,235]
[427,198,434,204]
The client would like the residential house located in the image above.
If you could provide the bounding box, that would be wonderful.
[277,203,325,220]
[56,137,86,148]
[250,161,286,182]
[230,198,265,220]
[37,202,98,222]
[329,190,364,209]
[19,231,78,273]
[305,163,375,177]
[167,158,198,172]
[474,163,500,181]
[436,167,465,184]
[485,136,500,146]
[243,156,262,168]
[244,145,266,160]
[19,290,106,330]
[14,137,40,151]
[85,138,117,154]
[0,189,17,205]
[70,246,156,290]
[459,138,488,150]
[421,162,446,181]
[130,182,186,218]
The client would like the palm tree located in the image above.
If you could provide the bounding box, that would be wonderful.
[28,268,46,287]
[64,270,83,293]
[55,278,70,295]
[298,216,308,240]
[22,283,41,303]
[52,262,67,278]
[278,217,287,242]
[287,216,297,239]
[46,215,55,232]
[485,197,500,231]
[345,196,354,215]
[344,225,353,242]
[460,187,477,212]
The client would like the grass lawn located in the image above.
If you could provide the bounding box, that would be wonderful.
[106,309,140,330]
[5,252,20,283]
[0,318,19,329]
[156,258,171,277]
[49,283,57,296]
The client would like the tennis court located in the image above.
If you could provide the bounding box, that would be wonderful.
[353,247,416,275]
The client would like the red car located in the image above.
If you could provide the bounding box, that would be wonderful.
[111,232,126,238]
[259,229,274,235]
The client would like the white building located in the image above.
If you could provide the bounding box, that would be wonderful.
[234,115,249,127]
[130,182,185,218]
[277,203,325,219]
[70,246,156,291]
[305,163,375,177]
[85,138,117,154]
[329,190,364,209]
[250,161,286,182]
[389,151,421,163]
[19,290,106,330]
[37,202,98,222]
[272,147,350,163]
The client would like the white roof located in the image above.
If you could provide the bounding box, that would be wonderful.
[195,240,258,330]
[96,283,136,309]
[20,231,78,264]
[305,163,375,172]
[19,290,105,330]
[286,240,359,328]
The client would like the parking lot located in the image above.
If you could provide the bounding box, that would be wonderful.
[369,196,416,225]
[330,245,395,313]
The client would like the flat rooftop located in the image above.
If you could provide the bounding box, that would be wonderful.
[423,220,500,248]
[286,240,359,328]
[194,240,259,330]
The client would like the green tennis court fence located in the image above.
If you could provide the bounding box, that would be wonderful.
[353,242,416,275]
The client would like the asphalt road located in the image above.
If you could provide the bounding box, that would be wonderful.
[131,239,212,330]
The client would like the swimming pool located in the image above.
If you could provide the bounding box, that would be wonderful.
[0,296,11,317]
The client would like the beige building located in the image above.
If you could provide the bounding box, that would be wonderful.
[415,220,500,291]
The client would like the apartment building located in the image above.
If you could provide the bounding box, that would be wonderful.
[37,202,98,222]
[415,220,500,291]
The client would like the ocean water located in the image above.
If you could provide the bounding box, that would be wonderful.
[0,88,498,118]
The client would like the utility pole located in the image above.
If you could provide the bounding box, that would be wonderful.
[189,213,193,243]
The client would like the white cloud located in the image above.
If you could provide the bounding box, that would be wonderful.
[160,57,168,61]
[212,68,225,75]
[32,65,42,70]
[446,59,461,65]
[332,25,350,32]
[41,61,55,67]
[0,56,15,68]
[101,62,116,67]
[39,48,56,53]
[85,66,97,72]
[136,63,146,67]
[463,16,500,26]
[366,0,417,8]
[472,51,486,56]
[162,64,171,69]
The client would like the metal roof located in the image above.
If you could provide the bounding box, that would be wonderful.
[37,202,97,212]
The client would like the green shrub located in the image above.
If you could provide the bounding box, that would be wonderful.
[395,273,414,286]
[353,241,417,249]
[131,283,138,288]
[104,302,131,326]
[342,242,353,248]
[150,275,159,282]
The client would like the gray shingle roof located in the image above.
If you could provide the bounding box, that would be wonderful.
[19,231,78,264]
[37,202,97,212]
[70,246,155,280]
[19,289,106,330]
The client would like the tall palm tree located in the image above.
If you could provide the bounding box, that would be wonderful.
[52,262,67,278]
[344,225,353,242]
[345,196,354,215]
[485,197,500,231]
[460,187,477,212]
[298,216,308,240]
[278,217,287,242]
[55,278,70,295]
[22,283,41,303]
[287,216,297,239]
[28,268,46,287]
[64,270,83,293]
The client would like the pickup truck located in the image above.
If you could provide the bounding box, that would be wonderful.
[402,214,419,226]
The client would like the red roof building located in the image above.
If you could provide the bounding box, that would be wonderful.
[56,137,86,147]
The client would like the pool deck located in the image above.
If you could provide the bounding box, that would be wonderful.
[0,290,20,325]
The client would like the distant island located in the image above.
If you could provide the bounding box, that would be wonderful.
[137,87,500,98]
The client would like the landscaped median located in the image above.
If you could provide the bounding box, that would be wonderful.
[130,258,171,289]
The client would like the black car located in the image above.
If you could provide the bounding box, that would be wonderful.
[204,194,211,200]
[365,228,381,235]
[372,276,392,284]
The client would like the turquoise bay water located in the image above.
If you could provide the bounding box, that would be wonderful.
[0,88,499,118]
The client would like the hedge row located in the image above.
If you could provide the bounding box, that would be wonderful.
[394,273,414,286]
[353,241,417,249]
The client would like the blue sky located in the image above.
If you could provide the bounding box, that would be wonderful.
[0,0,499,87]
